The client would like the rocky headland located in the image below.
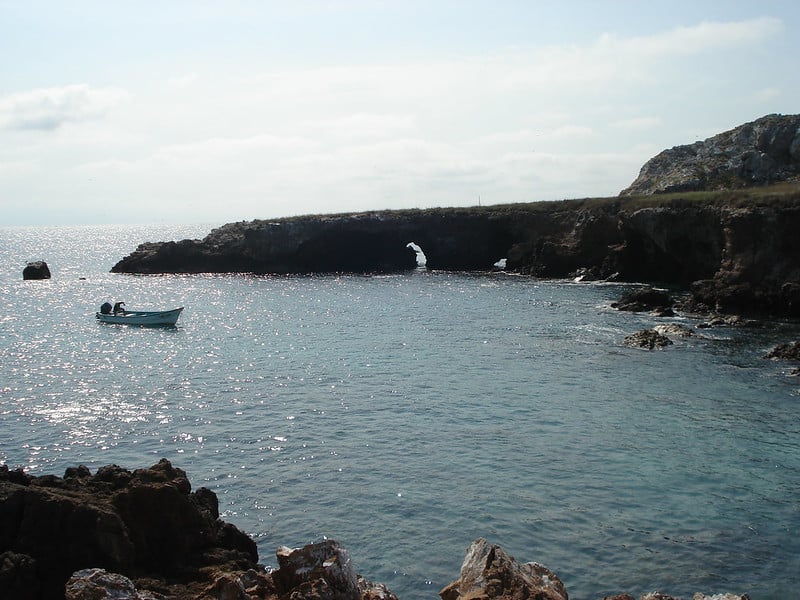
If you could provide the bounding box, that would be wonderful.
[1,461,751,600]
[620,113,800,196]
[111,114,800,318]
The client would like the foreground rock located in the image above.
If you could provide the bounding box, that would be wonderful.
[0,460,396,600]
[22,261,51,280]
[0,463,753,600]
[0,459,257,599]
[273,540,398,600]
[440,539,749,600]
[63,541,398,600]
[440,538,567,600]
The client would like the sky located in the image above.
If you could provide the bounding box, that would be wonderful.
[1,1,798,226]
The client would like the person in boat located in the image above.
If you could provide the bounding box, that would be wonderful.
[113,301,126,315]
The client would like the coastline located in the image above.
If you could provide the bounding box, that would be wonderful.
[1,461,752,600]
[109,184,800,319]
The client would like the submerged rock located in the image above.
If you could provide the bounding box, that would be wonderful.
[623,329,674,349]
[653,323,695,338]
[764,341,800,361]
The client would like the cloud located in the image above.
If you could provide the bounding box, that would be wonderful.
[598,16,783,57]
[0,15,790,224]
[0,85,128,131]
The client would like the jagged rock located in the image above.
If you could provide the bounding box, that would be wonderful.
[0,459,258,600]
[623,329,674,350]
[439,538,567,600]
[22,261,51,280]
[612,287,674,312]
[764,341,800,361]
[653,323,695,338]
[272,539,397,600]
[620,114,800,195]
[108,180,800,317]
[65,568,166,600]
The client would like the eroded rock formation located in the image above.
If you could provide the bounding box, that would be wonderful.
[0,460,397,600]
[620,113,800,196]
[0,459,257,599]
[108,115,800,317]
[440,538,567,600]
[110,184,800,317]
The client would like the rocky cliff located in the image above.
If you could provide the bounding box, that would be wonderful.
[111,184,800,317]
[620,113,800,195]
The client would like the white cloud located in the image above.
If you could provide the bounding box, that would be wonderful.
[598,16,783,57]
[0,14,792,224]
[0,85,128,131]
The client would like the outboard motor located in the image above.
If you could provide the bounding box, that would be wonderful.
[100,302,112,315]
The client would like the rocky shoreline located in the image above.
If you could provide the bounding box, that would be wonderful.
[108,113,800,319]
[109,184,800,319]
[1,460,752,600]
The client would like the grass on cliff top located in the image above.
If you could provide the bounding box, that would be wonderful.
[249,182,800,226]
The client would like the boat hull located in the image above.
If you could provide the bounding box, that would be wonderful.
[96,307,184,327]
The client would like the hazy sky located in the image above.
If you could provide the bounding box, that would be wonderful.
[1,1,797,225]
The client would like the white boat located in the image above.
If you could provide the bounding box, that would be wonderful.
[96,307,184,327]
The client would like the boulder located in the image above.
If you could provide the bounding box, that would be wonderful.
[65,568,165,600]
[439,538,567,600]
[763,341,800,361]
[612,287,674,312]
[623,329,674,350]
[272,540,397,600]
[22,261,51,280]
[653,324,695,338]
[0,459,258,600]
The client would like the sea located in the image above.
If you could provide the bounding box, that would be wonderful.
[1,224,799,600]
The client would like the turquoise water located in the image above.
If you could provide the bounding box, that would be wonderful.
[1,225,799,600]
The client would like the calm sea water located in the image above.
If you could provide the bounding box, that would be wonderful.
[1,225,799,600]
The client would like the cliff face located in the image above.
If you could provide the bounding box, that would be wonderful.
[110,114,800,317]
[111,186,800,316]
[620,113,800,196]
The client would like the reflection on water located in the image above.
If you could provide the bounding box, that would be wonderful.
[1,225,800,599]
